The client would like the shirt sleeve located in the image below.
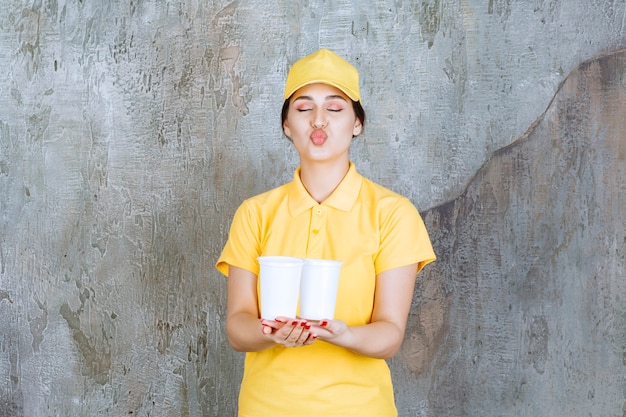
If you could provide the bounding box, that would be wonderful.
[374,196,436,274]
[215,199,262,277]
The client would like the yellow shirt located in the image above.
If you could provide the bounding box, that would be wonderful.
[216,162,435,417]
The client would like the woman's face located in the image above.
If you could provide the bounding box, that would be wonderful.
[283,83,362,165]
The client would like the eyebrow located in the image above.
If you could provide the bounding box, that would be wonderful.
[293,94,348,102]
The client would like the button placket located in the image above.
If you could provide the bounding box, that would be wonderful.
[308,206,326,257]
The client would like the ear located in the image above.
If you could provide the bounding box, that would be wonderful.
[352,120,363,137]
[283,120,292,138]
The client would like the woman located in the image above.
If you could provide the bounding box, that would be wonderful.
[216,48,436,417]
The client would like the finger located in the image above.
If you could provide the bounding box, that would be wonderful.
[308,319,337,340]
[304,333,318,345]
[285,320,307,344]
[260,318,287,330]
[294,322,311,343]
[299,322,316,344]
[280,320,300,339]
[309,319,330,332]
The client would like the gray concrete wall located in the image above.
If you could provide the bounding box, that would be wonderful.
[0,1,624,416]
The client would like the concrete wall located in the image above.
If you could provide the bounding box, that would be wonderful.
[0,1,624,416]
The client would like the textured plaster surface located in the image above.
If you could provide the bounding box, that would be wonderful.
[1,1,625,416]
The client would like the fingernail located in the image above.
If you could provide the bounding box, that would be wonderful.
[305,323,311,329]
[320,321,328,327]
[312,334,318,339]
[291,320,298,326]
[275,318,284,322]
[300,321,307,327]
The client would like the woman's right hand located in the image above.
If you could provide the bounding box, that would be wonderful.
[260,317,317,347]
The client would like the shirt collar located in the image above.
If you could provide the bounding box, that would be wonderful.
[288,162,362,216]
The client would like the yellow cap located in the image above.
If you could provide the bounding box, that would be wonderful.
[283,49,361,102]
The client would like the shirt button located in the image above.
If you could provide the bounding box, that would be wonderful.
[312,229,319,235]
[315,208,322,215]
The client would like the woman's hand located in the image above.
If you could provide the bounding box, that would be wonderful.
[261,318,351,348]
[307,319,350,345]
[260,317,317,347]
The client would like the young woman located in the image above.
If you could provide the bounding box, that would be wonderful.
[216,48,436,417]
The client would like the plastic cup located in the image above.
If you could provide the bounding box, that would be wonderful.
[257,256,304,319]
[299,259,343,320]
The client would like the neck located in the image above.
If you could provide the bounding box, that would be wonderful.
[299,160,350,203]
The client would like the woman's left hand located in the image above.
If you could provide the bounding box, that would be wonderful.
[307,319,351,344]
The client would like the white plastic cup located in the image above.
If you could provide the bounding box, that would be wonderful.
[299,259,343,320]
[257,256,304,319]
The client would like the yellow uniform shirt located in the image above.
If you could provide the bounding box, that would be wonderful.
[216,162,435,417]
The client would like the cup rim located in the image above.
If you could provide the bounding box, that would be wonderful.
[302,258,343,267]
[257,256,304,266]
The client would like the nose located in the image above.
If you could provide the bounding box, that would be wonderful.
[311,108,327,129]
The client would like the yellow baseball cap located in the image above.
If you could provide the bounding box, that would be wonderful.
[283,48,361,102]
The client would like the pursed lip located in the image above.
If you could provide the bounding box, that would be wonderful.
[310,129,327,145]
